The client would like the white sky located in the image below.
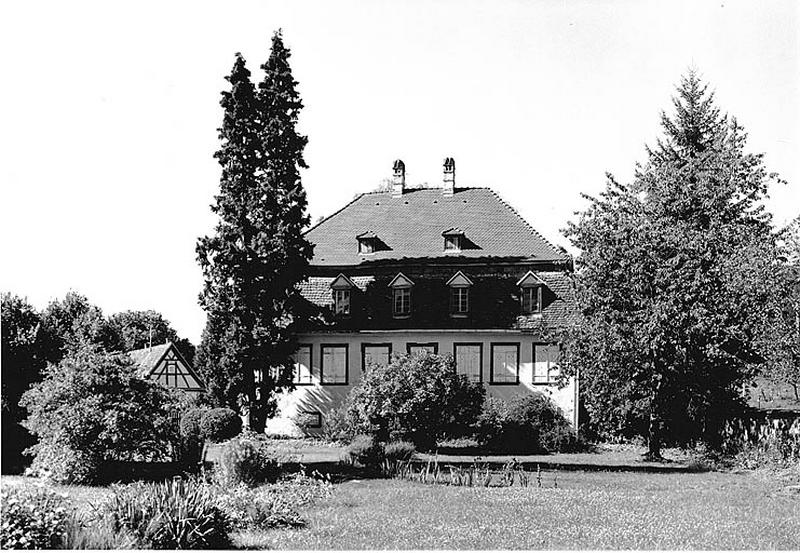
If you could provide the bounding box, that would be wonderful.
[1,0,798,344]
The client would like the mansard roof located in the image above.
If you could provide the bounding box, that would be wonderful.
[305,187,566,267]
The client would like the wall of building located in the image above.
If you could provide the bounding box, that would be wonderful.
[265,330,578,437]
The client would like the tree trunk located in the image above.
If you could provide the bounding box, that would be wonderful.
[645,409,663,460]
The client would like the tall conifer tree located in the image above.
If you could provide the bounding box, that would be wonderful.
[565,71,783,457]
[197,33,312,431]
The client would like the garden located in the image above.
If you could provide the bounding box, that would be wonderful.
[2,349,799,550]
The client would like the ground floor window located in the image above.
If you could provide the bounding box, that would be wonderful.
[533,344,560,384]
[407,342,438,356]
[490,343,520,384]
[292,344,314,385]
[454,343,482,382]
[362,343,392,371]
[321,344,348,385]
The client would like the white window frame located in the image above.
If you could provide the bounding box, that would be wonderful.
[450,286,469,316]
[444,235,461,251]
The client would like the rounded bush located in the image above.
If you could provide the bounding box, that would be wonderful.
[476,393,579,453]
[179,408,208,439]
[199,408,242,443]
[214,435,282,487]
[346,435,384,469]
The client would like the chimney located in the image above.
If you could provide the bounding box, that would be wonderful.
[392,159,405,197]
[443,157,455,197]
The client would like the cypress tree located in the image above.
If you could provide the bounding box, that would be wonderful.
[196,35,312,431]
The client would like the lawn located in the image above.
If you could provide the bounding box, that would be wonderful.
[4,466,799,550]
[239,469,800,550]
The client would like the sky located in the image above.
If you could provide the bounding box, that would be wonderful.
[1,0,798,344]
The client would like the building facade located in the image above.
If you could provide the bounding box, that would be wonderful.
[267,159,577,435]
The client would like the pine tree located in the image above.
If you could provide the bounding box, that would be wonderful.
[565,71,784,457]
[197,33,313,431]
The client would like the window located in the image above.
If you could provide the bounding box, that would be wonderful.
[490,343,520,384]
[358,239,375,254]
[450,287,469,315]
[521,286,542,314]
[362,343,392,371]
[534,344,560,384]
[393,287,411,317]
[298,410,322,429]
[454,343,482,382]
[444,235,461,251]
[321,344,348,385]
[334,289,350,315]
[292,345,314,385]
[407,342,438,356]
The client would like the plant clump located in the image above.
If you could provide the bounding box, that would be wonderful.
[0,486,72,549]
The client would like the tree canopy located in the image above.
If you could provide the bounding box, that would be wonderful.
[196,31,313,431]
[564,71,784,456]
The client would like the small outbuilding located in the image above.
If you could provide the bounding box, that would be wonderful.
[127,342,205,394]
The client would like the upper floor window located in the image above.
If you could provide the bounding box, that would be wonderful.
[388,273,414,318]
[356,231,383,255]
[334,289,350,315]
[450,287,469,314]
[394,288,411,316]
[517,271,546,314]
[442,228,465,252]
[330,273,355,316]
[521,286,542,314]
[446,271,473,317]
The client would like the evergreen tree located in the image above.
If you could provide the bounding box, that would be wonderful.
[197,32,313,431]
[565,72,784,457]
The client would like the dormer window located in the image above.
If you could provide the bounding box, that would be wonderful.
[330,274,356,316]
[388,273,414,318]
[446,271,473,317]
[517,271,546,314]
[356,231,379,255]
[442,228,465,252]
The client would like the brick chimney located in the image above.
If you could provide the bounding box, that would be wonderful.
[392,159,405,197]
[443,157,455,197]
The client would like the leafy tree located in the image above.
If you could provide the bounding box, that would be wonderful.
[564,71,784,457]
[344,353,485,450]
[763,217,800,400]
[40,291,116,362]
[20,346,178,483]
[197,32,313,431]
[107,309,195,365]
[1,293,48,472]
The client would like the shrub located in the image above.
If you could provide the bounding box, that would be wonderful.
[215,471,333,530]
[320,402,354,443]
[345,353,485,450]
[20,347,178,484]
[213,435,282,487]
[382,440,416,475]
[476,393,579,453]
[346,435,385,469]
[101,477,231,549]
[179,408,209,467]
[199,408,242,442]
[0,486,72,549]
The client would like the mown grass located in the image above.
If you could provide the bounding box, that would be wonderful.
[240,470,800,550]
